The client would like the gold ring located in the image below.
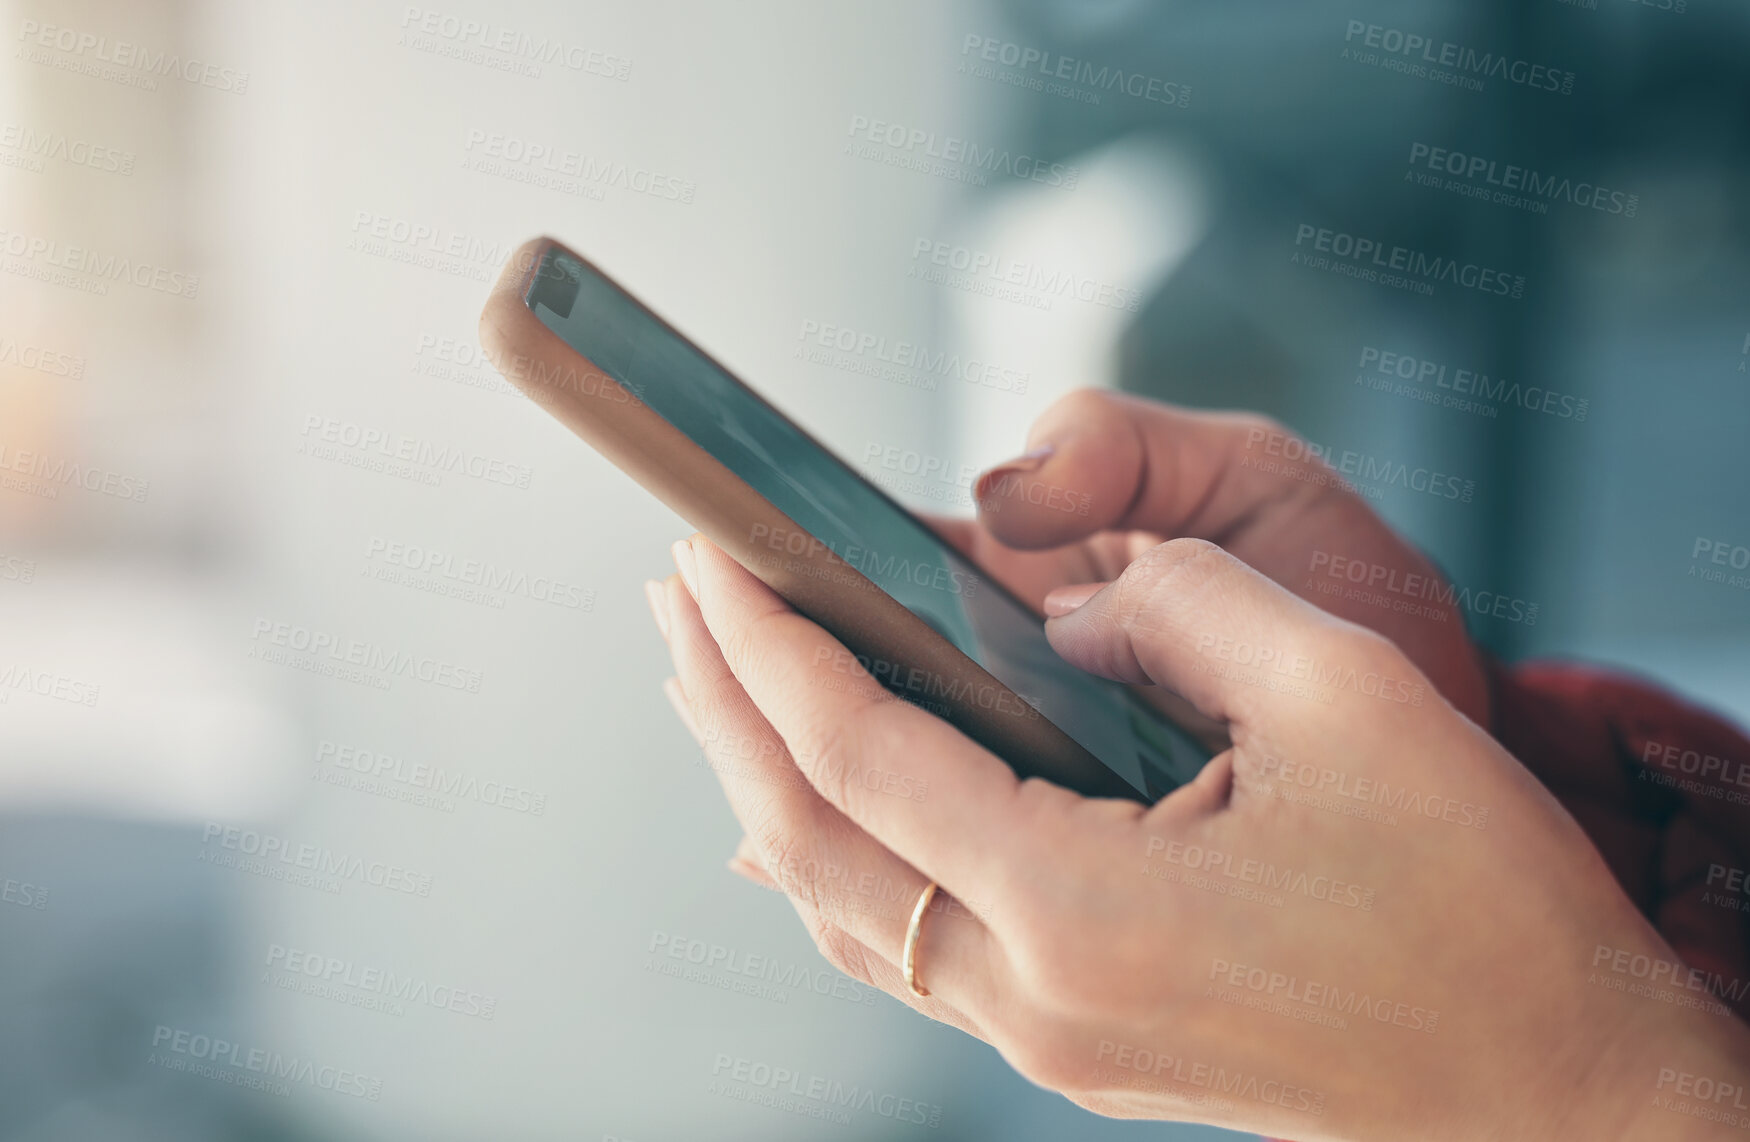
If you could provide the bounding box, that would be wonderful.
[903,880,939,998]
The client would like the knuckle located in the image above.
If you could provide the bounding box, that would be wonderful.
[1117,538,1230,628]
[752,817,821,908]
[804,696,899,809]
[1231,410,1292,447]
[1009,777,1081,848]
[713,606,791,682]
[808,921,877,987]
[805,716,859,805]
[802,735,852,812]
[1044,386,1117,428]
[999,885,1164,1025]
[1001,902,1130,1020]
[697,681,755,746]
[1124,536,1227,591]
[710,624,759,683]
[1023,930,1126,1018]
[1337,621,1411,676]
[1318,622,1430,716]
[707,721,781,772]
[997,1028,1092,1095]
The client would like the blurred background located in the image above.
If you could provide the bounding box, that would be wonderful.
[1,0,1746,1139]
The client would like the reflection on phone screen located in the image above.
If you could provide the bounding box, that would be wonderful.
[529,248,1211,801]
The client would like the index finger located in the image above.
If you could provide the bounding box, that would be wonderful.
[974,390,1357,554]
[678,534,1054,908]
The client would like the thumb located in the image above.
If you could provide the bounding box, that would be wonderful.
[1043,539,1430,729]
[973,390,1329,552]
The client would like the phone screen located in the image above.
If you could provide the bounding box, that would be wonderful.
[525,248,1211,801]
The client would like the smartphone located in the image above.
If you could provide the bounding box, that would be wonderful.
[479,237,1212,803]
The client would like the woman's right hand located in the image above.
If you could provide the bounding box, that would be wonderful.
[660,531,1750,1141]
[932,389,1492,728]
[937,389,1750,1023]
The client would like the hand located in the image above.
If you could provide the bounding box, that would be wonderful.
[650,535,1750,1141]
[932,390,1491,728]
[952,390,1750,1004]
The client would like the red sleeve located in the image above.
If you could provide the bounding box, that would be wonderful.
[1485,656,1750,998]
[1486,656,1750,810]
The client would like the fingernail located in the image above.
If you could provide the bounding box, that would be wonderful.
[644,579,669,638]
[671,539,698,598]
[975,444,1055,502]
[1043,581,1106,617]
